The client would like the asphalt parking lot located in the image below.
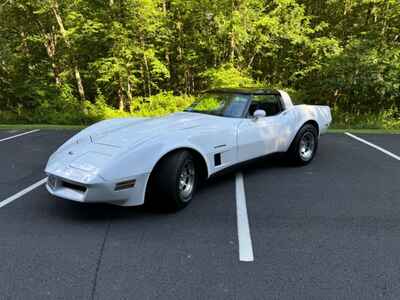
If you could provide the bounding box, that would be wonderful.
[0,129,399,299]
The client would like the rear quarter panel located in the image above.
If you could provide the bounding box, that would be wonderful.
[279,105,331,152]
[291,104,332,135]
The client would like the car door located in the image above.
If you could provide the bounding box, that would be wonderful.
[237,94,291,162]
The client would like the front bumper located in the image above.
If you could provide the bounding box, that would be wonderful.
[45,172,149,207]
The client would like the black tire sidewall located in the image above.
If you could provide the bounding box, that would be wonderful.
[289,124,318,165]
[150,150,197,211]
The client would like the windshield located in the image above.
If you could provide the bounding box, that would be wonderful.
[184,93,249,118]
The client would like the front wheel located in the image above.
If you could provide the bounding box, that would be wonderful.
[148,150,197,211]
[287,124,318,165]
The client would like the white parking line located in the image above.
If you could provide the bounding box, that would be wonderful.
[0,178,47,208]
[345,132,400,161]
[0,129,40,142]
[235,173,254,262]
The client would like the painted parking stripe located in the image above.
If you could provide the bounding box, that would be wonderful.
[345,132,400,161]
[0,129,40,142]
[235,172,254,262]
[0,178,47,208]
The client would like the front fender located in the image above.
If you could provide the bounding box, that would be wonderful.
[99,135,211,182]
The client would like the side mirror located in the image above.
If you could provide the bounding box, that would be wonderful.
[253,109,266,120]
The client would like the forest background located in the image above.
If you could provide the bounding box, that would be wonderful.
[0,0,399,129]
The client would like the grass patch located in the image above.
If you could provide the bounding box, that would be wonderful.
[329,128,400,134]
[0,123,399,135]
[0,124,85,130]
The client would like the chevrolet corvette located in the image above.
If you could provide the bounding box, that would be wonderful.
[45,88,332,210]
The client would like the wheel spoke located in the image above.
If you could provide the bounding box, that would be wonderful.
[178,160,196,200]
[299,132,315,161]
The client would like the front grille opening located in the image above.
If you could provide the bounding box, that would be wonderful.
[61,181,87,193]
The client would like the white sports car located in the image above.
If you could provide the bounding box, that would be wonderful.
[45,88,331,210]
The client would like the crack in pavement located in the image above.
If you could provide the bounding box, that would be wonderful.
[91,221,111,300]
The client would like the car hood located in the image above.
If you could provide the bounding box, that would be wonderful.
[90,112,214,148]
[46,112,232,181]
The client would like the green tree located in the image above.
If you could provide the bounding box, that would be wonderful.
[0,0,398,126]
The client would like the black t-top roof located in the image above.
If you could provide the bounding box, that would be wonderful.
[205,87,279,95]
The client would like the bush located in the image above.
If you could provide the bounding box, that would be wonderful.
[131,92,195,117]
[382,108,400,130]
[0,91,195,125]
[331,108,400,130]
[298,40,400,114]
[1,88,398,130]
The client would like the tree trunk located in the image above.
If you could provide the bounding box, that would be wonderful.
[163,0,172,89]
[126,80,132,111]
[143,54,151,96]
[74,66,85,100]
[20,31,30,55]
[140,64,147,97]
[117,79,124,111]
[229,33,235,62]
[229,0,236,62]
[73,64,85,100]
[51,0,86,100]
[32,18,62,86]
[140,36,152,96]
[43,31,61,85]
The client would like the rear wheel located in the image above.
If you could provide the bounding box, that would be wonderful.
[287,124,318,165]
[147,150,197,211]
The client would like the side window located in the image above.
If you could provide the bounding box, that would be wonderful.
[248,95,283,117]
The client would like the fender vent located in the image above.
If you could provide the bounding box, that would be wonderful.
[214,153,222,166]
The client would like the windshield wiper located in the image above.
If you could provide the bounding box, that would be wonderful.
[184,109,207,114]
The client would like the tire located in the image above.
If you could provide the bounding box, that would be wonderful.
[287,124,318,165]
[148,150,197,212]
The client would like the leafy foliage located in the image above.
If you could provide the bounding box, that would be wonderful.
[200,64,256,89]
[0,0,398,128]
